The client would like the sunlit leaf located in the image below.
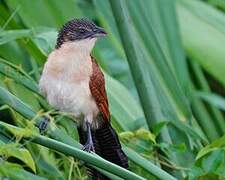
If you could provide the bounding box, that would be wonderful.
[0,141,36,172]
[0,161,46,180]
[196,135,225,160]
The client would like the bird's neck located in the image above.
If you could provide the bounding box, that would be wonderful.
[45,38,96,80]
[59,38,97,56]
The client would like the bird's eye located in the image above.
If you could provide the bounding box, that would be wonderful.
[78,28,85,33]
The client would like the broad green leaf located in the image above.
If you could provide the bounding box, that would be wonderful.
[177,0,225,86]
[0,141,36,172]
[0,28,56,56]
[127,0,191,120]
[105,74,145,131]
[0,29,32,45]
[0,42,26,65]
[5,0,81,28]
[32,28,57,55]
[0,161,46,180]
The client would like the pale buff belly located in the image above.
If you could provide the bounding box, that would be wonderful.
[39,40,99,125]
[39,75,99,122]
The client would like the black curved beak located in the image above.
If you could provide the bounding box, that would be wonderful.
[92,26,107,37]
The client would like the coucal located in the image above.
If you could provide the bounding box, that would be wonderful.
[39,18,128,178]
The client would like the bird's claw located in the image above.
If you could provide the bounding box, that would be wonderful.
[82,143,95,153]
[38,117,49,135]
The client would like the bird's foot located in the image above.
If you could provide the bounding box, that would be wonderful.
[38,117,49,135]
[82,142,95,153]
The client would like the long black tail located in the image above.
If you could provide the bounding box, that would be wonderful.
[78,122,128,179]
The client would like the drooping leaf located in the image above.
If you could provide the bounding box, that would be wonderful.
[0,140,36,172]
[195,91,225,111]
[196,135,225,160]
[0,161,46,180]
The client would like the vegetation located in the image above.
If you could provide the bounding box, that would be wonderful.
[0,0,225,179]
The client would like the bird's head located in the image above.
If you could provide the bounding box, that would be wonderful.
[56,18,107,49]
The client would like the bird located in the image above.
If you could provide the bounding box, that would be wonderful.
[38,18,128,178]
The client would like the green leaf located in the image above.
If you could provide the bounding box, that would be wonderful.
[5,0,81,28]
[108,0,200,173]
[202,149,224,173]
[135,128,156,144]
[124,147,177,180]
[0,141,36,172]
[119,131,135,140]
[108,0,173,147]
[195,91,225,111]
[105,74,146,131]
[0,121,36,138]
[0,86,39,123]
[1,124,145,180]
[0,28,56,56]
[177,0,225,86]
[196,135,225,160]
[190,61,225,136]
[0,58,40,94]
[0,29,32,45]
[152,121,169,136]
[0,82,146,179]
[207,0,225,11]
[189,149,225,179]
[0,161,46,180]
[32,28,57,55]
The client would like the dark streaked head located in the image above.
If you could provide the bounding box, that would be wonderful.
[56,18,107,49]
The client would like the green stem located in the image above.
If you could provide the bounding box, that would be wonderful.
[32,135,144,180]
[190,61,225,135]
[124,147,177,180]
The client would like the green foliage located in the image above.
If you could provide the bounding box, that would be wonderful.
[195,92,225,111]
[196,135,225,160]
[178,0,225,86]
[189,149,225,179]
[0,0,224,179]
[0,161,46,180]
[0,140,36,173]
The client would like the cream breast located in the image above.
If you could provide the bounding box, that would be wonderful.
[39,38,99,123]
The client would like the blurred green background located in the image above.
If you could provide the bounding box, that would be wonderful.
[0,0,225,179]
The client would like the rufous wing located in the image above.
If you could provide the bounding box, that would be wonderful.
[89,57,110,121]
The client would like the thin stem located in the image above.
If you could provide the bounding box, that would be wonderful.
[31,135,145,180]
[68,157,74,180]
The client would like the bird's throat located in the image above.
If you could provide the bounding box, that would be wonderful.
[60,38,97,55]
